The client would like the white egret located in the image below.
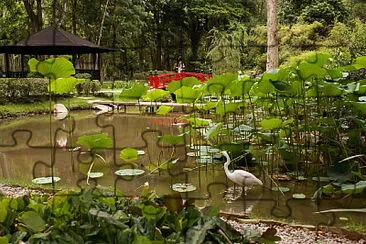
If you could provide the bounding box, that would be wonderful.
[222,151,262,196]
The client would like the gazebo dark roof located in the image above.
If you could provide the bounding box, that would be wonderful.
[0,25,114,55]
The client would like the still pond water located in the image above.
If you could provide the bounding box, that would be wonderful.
[0,111,365,227]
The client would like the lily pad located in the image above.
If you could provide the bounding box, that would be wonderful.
[312,176,331,182]
[196,158,213,164]
[190,145,211,151]
[292,193,306,199]
[171,183,197,193]
[271,186,290,193]
[32,177,61,185]
[208,148,220,153]
[341,181,366,194]
[89,172,104,178]
[115,169,145,176]
[187,152,199,157]
[187,151,208,157]
[295,176,307,181]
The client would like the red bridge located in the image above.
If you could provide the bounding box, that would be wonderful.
[149,72,213,89]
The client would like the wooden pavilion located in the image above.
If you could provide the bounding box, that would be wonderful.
[0,25,114,80]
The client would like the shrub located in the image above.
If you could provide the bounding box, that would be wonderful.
[74,73,101,95]
[0,80,8,104]
[0,78,48,103]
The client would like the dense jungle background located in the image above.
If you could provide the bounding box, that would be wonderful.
[0,0,366,80]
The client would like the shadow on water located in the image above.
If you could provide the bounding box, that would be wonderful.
[0,111,365,227]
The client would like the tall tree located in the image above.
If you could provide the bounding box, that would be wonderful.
[266,0,278,70]
[22,0,43,33]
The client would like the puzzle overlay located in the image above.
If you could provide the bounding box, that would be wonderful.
[1,52,366,240]
[1,84,365,232]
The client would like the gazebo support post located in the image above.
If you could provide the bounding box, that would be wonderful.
[98,53,102,82]
[5,53,9,77]
[21,54,25,75]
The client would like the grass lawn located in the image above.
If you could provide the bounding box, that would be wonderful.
[0,97,105,118]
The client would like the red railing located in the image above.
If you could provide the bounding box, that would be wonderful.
[149,72,213,89]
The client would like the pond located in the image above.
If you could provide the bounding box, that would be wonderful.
[0,110,365,228]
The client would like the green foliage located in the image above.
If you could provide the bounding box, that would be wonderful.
[174,86,202,103]
[0,189,260,243]
[28,58,75,80]
[120,148,139,162]
[156,105,173,115]
[74,73,101,96]
[49,77,84,94]
[0,78,49,103]
[157,134,185,146]
[119,83,149,100]
[143,89,170,101]
[77,133,113,153]
[279,0,350,25]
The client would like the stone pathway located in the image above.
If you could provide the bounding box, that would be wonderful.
[224,218,366,244]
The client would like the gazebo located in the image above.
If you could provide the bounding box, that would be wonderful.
[0,25,114,80]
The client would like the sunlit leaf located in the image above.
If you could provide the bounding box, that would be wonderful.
[18,211,46,232]
[228,78,254,97]
[298,62,327,80]
[0,201,8,223]
[174,86,200,103]
[206,73,236,94]
[119,83,148,100]
[181,77,201,87]
[28,58,39,73]
[328,68,343,79]
[353,56,366,69]
[156,105,173,115]
[282,118,294,126]
[77,133,113,152]
[187,117,211,127]
[254,75,276,94]
[143,89,170,101]
[216,101,239,115]
[28,57,75,80]
[260,118,282,130]
[166,80,182,93]
[306,52,330,67]
[49,77,83,94]
[120,148,138,162]
[157,134,185,146]
[321,82,343,96]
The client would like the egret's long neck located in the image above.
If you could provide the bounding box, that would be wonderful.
[223,160,231,176]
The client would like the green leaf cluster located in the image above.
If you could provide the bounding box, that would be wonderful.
[0,188,263,243]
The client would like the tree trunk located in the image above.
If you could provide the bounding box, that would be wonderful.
[23,0,43,33]
[266,0,278,71]
[72,0,77,34]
